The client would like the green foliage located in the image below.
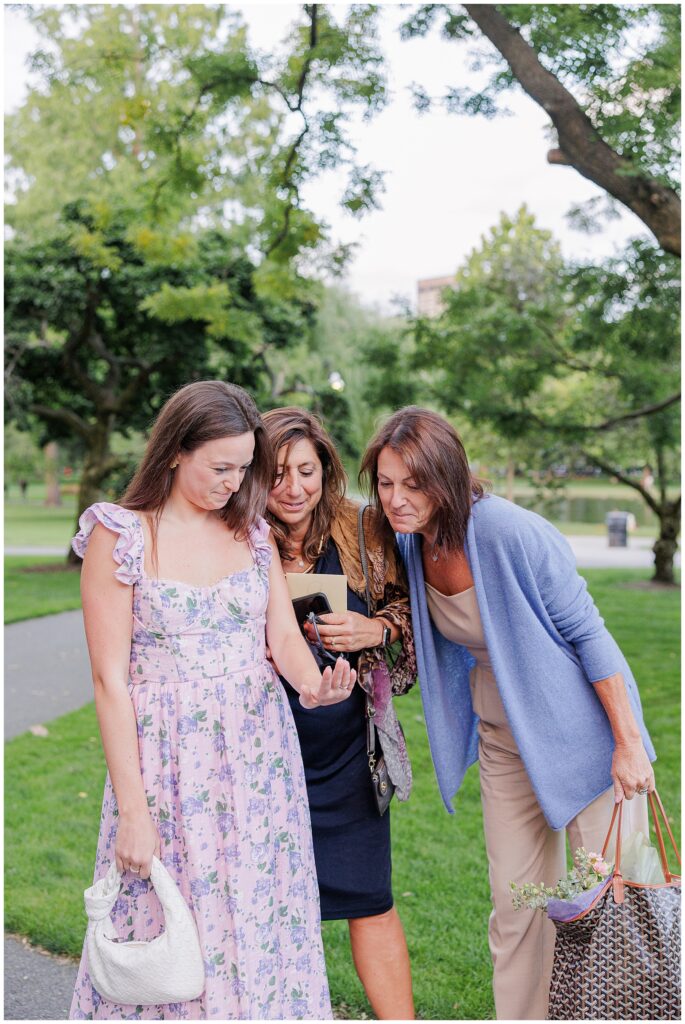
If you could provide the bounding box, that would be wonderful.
[370,205,680,573]
[6,5,387,262]
[5,5,393,513]
[402,4,680,226]
[4,199,319,515]
[4,425,44,484]
[404,207,679,455]
[6,209,268,423]
[257,285,409,467]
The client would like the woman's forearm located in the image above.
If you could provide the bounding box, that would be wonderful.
[275,632,325,697]
[593,673,642,745]
[593,672,654,799]
[94,682,149,817]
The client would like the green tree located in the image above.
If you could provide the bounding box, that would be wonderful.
[6,4,390,549]
[402,4,681,255]
[5,201,316,558]
[6,4,386,265]
[371,207,680,582]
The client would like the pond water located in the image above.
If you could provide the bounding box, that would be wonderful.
[513,494,657,528]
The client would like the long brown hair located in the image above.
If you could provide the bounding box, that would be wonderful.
[360,406,485,553]
[262,407,347,564]
[121,381,274,550]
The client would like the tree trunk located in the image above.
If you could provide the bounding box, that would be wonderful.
[652,499,680,585]
[67,424,120,566]
[506,456,515,502]
[43,441,62,507]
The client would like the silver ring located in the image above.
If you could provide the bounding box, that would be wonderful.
[638,788,649,795]
[331,637,336,646]
[130,866,140,874]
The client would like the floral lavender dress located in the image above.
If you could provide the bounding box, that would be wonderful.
[69,503,332,1021]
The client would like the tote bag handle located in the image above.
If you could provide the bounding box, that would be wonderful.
[601,788,681,903]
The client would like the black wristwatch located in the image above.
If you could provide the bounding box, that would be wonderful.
[378,622,391,648]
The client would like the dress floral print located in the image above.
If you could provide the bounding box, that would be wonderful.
[69,502,331,1021]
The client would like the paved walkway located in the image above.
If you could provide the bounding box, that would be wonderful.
[3,534,677,1019]
[5,610,92,740]
[567,534,677,569]
[5,936,78,1020]
[6,546,69,556]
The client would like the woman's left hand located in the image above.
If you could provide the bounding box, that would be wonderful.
[304,611,384,654]
[611,739,655,801]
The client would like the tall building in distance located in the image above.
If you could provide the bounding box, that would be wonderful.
[417,275,457,317]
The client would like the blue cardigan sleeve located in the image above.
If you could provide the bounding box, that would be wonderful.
[528,515,625,683]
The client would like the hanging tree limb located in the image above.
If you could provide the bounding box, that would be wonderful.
[593,392,681,431]
[463,4,681,256]
[579,450,663,516]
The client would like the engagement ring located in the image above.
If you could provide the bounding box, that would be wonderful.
[638,788,649,795]
[130,866,141,874]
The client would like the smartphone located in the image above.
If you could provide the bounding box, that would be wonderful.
[291,592,332,629]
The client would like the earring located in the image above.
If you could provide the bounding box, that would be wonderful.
[170,461,178,470]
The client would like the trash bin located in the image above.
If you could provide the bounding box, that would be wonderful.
[605,510,630,547]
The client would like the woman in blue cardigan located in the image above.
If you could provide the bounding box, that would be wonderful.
[360,407,655,1020]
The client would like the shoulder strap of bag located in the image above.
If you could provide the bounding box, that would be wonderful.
[357,503,377,759]
[357,502,372,616]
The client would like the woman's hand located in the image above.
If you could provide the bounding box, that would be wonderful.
[611,739,655,801]
[304,611,384,654]
[299,656,357,709]
[115,809,160,880]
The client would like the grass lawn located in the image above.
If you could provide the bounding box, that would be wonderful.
[5,568,679,1019]
[5,557,82,624]
[5,498,77,549]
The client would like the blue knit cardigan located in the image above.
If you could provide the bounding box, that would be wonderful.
[396,494,655,830]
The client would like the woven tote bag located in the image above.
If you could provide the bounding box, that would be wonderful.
[547,791,681,1020]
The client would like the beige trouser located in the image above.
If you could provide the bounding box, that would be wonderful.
[473,665,649,1021]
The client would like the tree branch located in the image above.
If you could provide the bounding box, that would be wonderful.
[524,390,680,439]
[264,5,319,257]
[593,392,681,431]
[115,363,154,415]
[30,403,92,441]
[60,287,115,404]
[580,450,661,516]
[463,5,681,256]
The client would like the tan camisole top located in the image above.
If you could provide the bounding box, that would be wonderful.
[425,583,510,733]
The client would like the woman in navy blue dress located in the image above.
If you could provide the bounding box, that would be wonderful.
[263,407,417,1020]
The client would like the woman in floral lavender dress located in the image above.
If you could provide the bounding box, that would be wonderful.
[69,381,355,1021]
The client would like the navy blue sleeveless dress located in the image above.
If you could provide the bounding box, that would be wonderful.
[280,538,393,920]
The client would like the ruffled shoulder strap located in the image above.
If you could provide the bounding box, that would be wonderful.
[248,516,273,573]
[71,502,144,586]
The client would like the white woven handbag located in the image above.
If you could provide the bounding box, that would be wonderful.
[85,857,205,1005]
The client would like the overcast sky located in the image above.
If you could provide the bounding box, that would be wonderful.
[4,3,647,312]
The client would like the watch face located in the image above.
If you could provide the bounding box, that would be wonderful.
[382,625,391,647]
